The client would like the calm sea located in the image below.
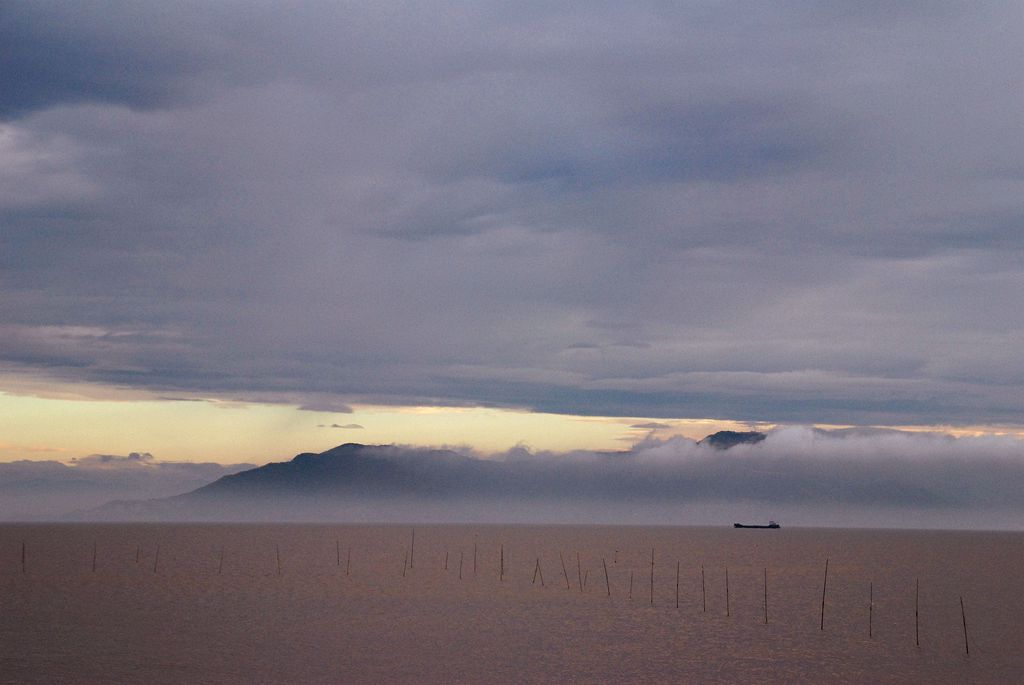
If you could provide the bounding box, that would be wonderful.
[1,524,1021,684]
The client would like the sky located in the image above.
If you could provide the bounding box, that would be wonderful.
[2,2,1024,475]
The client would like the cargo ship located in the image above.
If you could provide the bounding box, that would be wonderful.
[733,521,780,529]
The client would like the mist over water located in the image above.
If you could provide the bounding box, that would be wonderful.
[2,524,1020,684]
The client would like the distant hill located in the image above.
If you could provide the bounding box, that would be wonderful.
[698,431,766,449]
[72,433,772,521]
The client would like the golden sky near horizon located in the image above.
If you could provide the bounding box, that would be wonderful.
[0,391,766,464]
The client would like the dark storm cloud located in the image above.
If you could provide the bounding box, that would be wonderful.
[2,2,1024,428]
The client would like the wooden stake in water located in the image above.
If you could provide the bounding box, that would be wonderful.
[444,550,449,571]
[532,557,545,586]
[500,544,504,582]
[960,595,969,656]
[403,550,408,578]
[725,566,730,617]
[560,551,570,590]
[410,529,415,569]
[218,548,225,575]
[763,567,768,624]
[915,578,920,647]
[135,546,140,564]
[869,582,873,638]
[473,540,477,575]
[819,557,829,630]
[276,545,281,576]
[459,550,464,580]
[819,557,827,626]
[650,548,655,606]
[346,547,351,577]
[583,570,589,588]
[153,544,160,574]
[336,539,341,567]
[675,561,680,609]
[701,564,706,612]
[92,542,97,573]
[629,571,634,600]
[602,558,611,597]
[577,551,583,592]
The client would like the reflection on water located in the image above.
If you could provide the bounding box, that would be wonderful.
[1,525,1021,684]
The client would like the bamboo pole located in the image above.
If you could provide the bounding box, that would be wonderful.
[701,564,706,613]
[602,558,611,597]
[577,551,583,592]
[459,550,464,579]
[869,582,873,638]
[960,596,969,656]
[560,551,570,590]
[403,550,408,578]
[650,548,655,606]
[444,550,449,571]
[915,578,919,647]
[532,557,540,585]
[819,557,829,630]
[725,566,730,617]
[336,539,341,567]
[537,558,545,587]
[763,567,768,624]
[276,545,282,576]
[153,544,160,574]
[629,571,634,600]
[346,547,351,576]
[675,561,680,609]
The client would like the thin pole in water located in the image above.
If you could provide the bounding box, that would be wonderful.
[473,540,477,575]
[629,571,634,600]
[500,544,504,582]
[869,582,873,638]
[820,557,829,631]
[603,558,611,597]
[153,544,160,574]
[675,561,680,609]
[560,552,570,590]
[763,567,768,624]
[444,550,449,570]
[459,550,463,580]
[960,595,969,656]
[403,550,408,578]
[346,547,351,577]
[135,546,140,564]
[725,566,730,617]
[218,548,225,576]
[532,557,540,585]
[276,545,281,576]
[701,564,706,613]
[915,578,920,647]
[577,551,583,592]
[650,548,655,606]
[336,539,341,567]
[92,542,97,573]
[583,570,589,588]
[410,529,415,569]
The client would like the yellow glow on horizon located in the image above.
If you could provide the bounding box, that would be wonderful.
[1,388,1021,466]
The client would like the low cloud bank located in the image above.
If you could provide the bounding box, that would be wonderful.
[0,455,253,520]
[7,427,1024,528]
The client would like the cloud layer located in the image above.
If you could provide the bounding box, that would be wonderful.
[2,2,1024,426]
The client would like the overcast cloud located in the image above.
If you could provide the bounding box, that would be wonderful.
[2,2,1023,426]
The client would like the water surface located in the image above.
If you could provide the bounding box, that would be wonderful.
[1,525,1020,684]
